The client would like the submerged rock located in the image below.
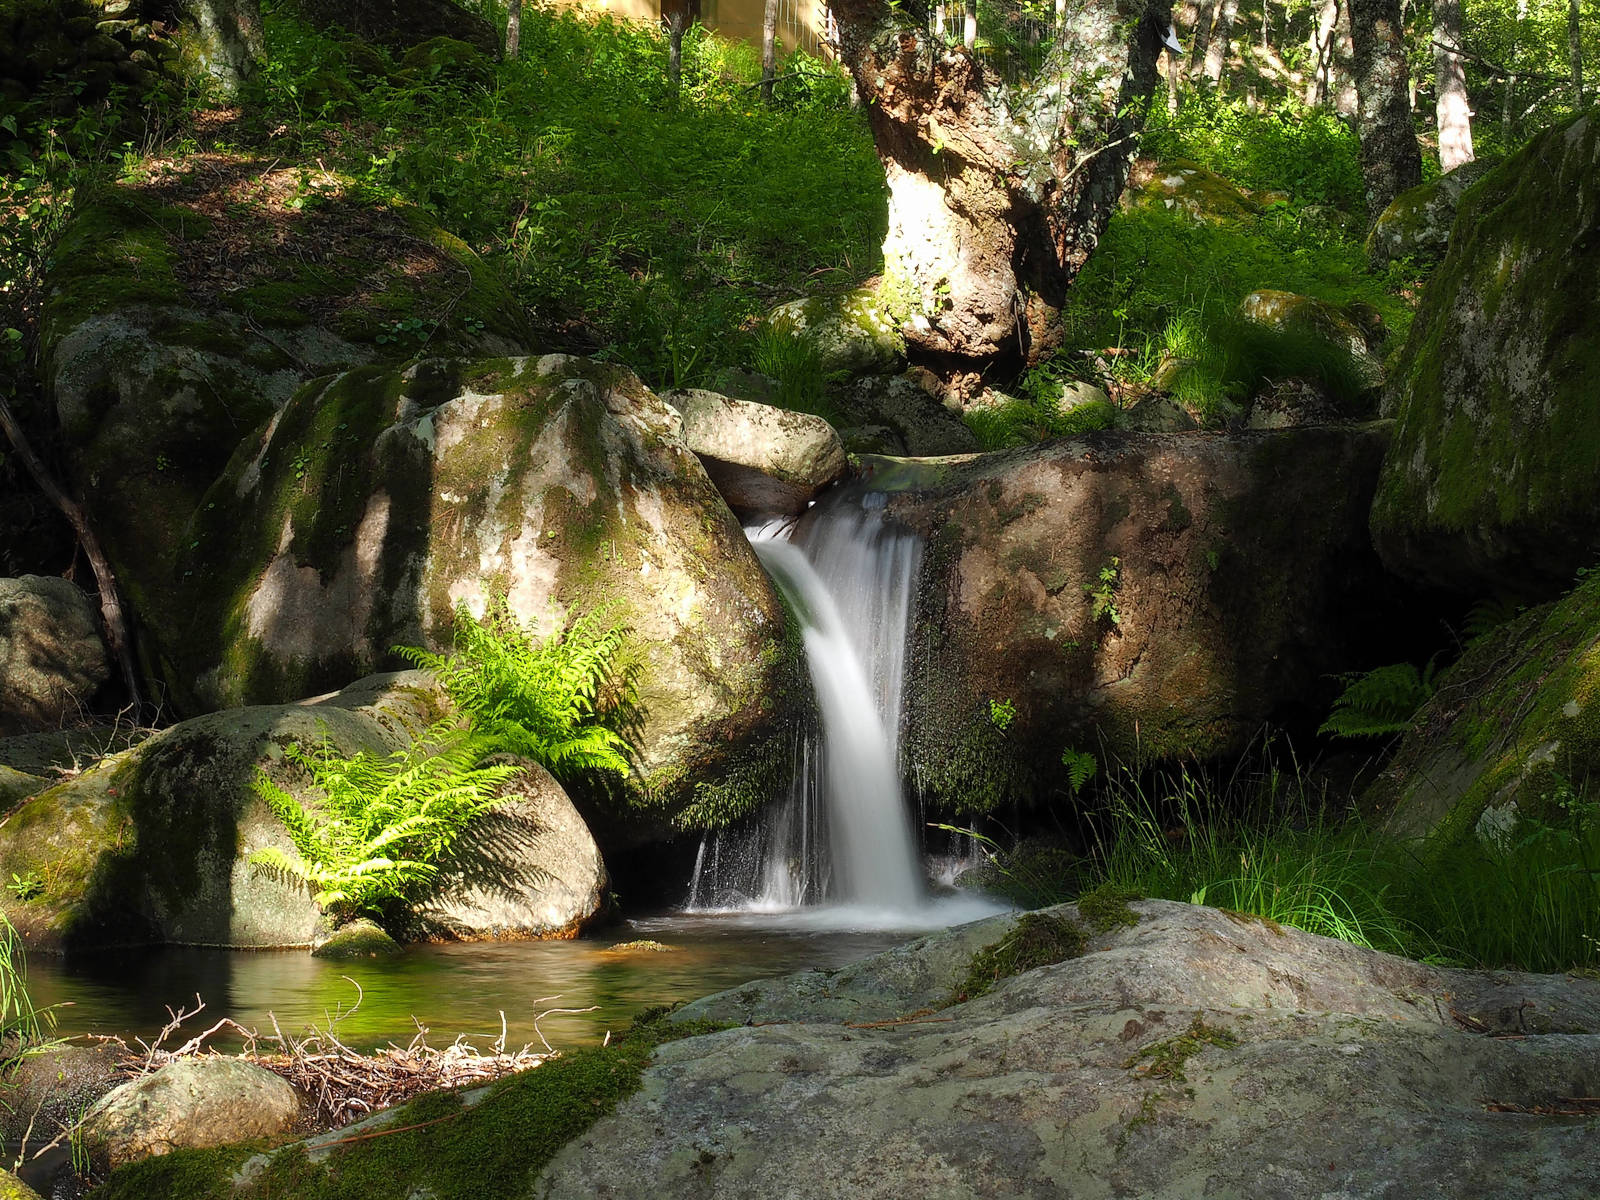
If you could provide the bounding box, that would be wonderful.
[1367,572,1600,840]
[537,900,1600,1198]
[312,916,403,959]
[0,575,110,734]
[867,426,1404,808]
[1371,112,1600,594]
[668,388,848,519]
[82,1056,299,1168]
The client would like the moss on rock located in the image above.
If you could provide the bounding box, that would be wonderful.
[1371,112,1600,594]
[1366,572,1600,841]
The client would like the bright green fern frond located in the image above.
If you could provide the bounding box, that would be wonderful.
[1319,660,1437,739]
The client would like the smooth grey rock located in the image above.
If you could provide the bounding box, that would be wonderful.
[0,576,110,734]
[1118,394,1198,432]
[669,389,848,518]
[1365,156,1498,268]
[538,900,1600,1199]
[82,1056,299,1167]
[413,761,609,941]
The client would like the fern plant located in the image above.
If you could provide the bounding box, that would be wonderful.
[1319,659,1439,739]
[250,724,519,919]
[399,599,632,782]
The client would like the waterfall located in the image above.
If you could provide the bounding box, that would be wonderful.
[685,488,926,914]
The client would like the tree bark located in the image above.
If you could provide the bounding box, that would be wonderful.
[830,0,1171,365]
[1431,0,1474,171]
[1306,0,1338,105]
[761,0,778,101]
[668,8,687,95]
[1350,0,1421,217]
[505,0,521,58]
[1571,0,1586,104]
[963,0,978,49]
[1190,0,1216,70]
[1203,0,1236,80]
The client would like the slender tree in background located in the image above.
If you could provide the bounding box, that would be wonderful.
[505,0,521,57]
[760,0,778,100]
[1350,0,1422,216]
[1203,0,1238,79]
[1190,0,1217,70]
[828,0,1172,365]
[1571,0,1586,103]
[964,0,978,48]
[1431,0,1473,170]
[1307,0,1340,105]
[667,4,687,94]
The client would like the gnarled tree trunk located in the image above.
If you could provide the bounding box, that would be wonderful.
[1350,0,1421,218]
[830,0,1171,366]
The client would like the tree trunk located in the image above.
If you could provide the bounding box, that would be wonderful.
[1203,0,1236,80]
[830,0,1171,365]
[1349,0,1421,218]
[963,0,978,49]
[1306,0,1338,105]
[761,0,778,100]
[668,8,687,95]
[1190,0,1216,70]
[177,0,264,97]
[1431,0,1474,171]
[506,0,522,58]
[1571,0,1586,104]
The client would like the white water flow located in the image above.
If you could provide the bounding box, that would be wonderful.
[685,491,948,922]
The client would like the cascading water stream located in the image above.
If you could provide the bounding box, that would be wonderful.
[685,486,971,922]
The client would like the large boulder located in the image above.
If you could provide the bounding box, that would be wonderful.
[150,356,806,834]
[537,900,1600,1198]
[1124,157,1263,224]
[0,576,110,734]
[0,672,440,949]
[1371,112,1600,595]
[1366,574,1600,840]
[1364,156,1498,268]
[81,1057,299,1168]
[0,671,612,950]
[668,389,848,519]
[41,159,531,678]
[866,426,1403,810]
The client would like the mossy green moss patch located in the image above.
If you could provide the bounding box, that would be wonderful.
[1124,1013,1240,1083]
[1076,883,1141,934]
[954,912,1087,1003]
[90,1012,729,1200]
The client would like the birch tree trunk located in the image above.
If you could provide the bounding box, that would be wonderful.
[761,0,778,101]
[1431,0,1474,171]
[1306,0,1338,105]
[1190,0,1216,70]
[505,0,522,58]
[1203,0,1236,80]
[963,0,978,49]
[1350,0,1422,217]
[830,0,1172,365]
[1571,0,1586,104]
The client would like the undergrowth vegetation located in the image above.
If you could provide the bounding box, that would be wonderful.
[965,750,1600,975]
[252,6,882,390]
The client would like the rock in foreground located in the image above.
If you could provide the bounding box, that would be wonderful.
[539,900,1600,1199]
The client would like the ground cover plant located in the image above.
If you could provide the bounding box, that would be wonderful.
[251,6,884,390]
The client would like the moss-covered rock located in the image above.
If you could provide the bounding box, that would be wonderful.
[0,763,47,811]
[0,672,442,950]
[41,159,532,691]
[878,425,1401,811]
[1124,157,1263,224]
[1366,573,1600,840]
[1364,156,1498,269]
[764,288,905,377]
[162,355,805,838]
[1370,112,1600,594]
[0,1169,41,1200]
[312,916,402,959]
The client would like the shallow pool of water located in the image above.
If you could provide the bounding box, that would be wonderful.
[23,897,1005,1055]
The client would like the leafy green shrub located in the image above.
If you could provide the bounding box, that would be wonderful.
[401,600,632,782]
[250,726,519,920]
[1319,660,1438,738]
[1142,91,1364,210]
[1165,309,1377,413]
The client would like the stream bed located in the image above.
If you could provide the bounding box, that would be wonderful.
[21,905,997,1055]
